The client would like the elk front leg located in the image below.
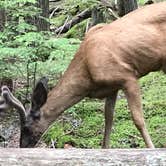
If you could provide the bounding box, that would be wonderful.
[102,91,118,149]
[124,78,154,148]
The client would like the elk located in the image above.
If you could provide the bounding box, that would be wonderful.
[1,2,166,148]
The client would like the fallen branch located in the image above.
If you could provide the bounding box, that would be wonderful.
[52,9,91,34]
[49,0,61,2]
[49,7,62,17]
[56,16,70,36]
[108,8,119,20]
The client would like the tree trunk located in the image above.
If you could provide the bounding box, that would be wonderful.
[0,9,5,31]
[37,0,50,31]
[26,0,50,31]
[117,0,138,17]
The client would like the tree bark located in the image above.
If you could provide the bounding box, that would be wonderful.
[117,0,138,17]
[0,149,165,165]
[37,0,50,31]
[26,0,50,31]
[0,9,5,31]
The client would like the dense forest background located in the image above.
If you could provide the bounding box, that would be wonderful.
[0,0,165,148]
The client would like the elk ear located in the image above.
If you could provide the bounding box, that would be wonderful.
[31,77,49,108]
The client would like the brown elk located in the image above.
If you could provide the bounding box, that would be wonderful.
[1,2,166,148]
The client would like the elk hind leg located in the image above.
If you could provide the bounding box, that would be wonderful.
[124,78,154,148]
[102,91,118,149]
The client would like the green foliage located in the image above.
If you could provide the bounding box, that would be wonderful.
[64,0,99,15]
[50,15,66,28]
[1,0,39,19]
[0,37,80,80]
[36,38,80,81]
[50,0,99,39]
[147,116,165,147]
[44,99,104,148]
[0,0,82,102]
[65,19,88,39]
[138,0,146,5]
[0,0,47,80]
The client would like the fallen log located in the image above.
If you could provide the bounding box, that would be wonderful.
[52,9,91,34]
[49,7,62,15]
[49,0,61,2]
[0,148,165,165]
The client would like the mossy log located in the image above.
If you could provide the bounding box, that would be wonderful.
[0,148,165,165]
[53,9,91,34]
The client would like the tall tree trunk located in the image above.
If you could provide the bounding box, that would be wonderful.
[0,9,5,31]
[26,0,50,31]
[37,0,50,31]
[117,0,138,17]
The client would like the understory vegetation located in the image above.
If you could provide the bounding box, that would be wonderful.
[0,0,165,148]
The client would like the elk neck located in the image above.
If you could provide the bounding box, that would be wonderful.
[40,51,92,125]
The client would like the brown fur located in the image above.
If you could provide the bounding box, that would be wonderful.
[24,2,166,148]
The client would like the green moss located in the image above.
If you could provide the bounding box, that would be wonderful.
[147,116,166,147]
[138,0,146,5]
[65,19,88,39]
[50,15,67,27]
[64,0,98,14]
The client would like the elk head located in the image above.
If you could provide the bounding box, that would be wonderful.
[0,77,49,147]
